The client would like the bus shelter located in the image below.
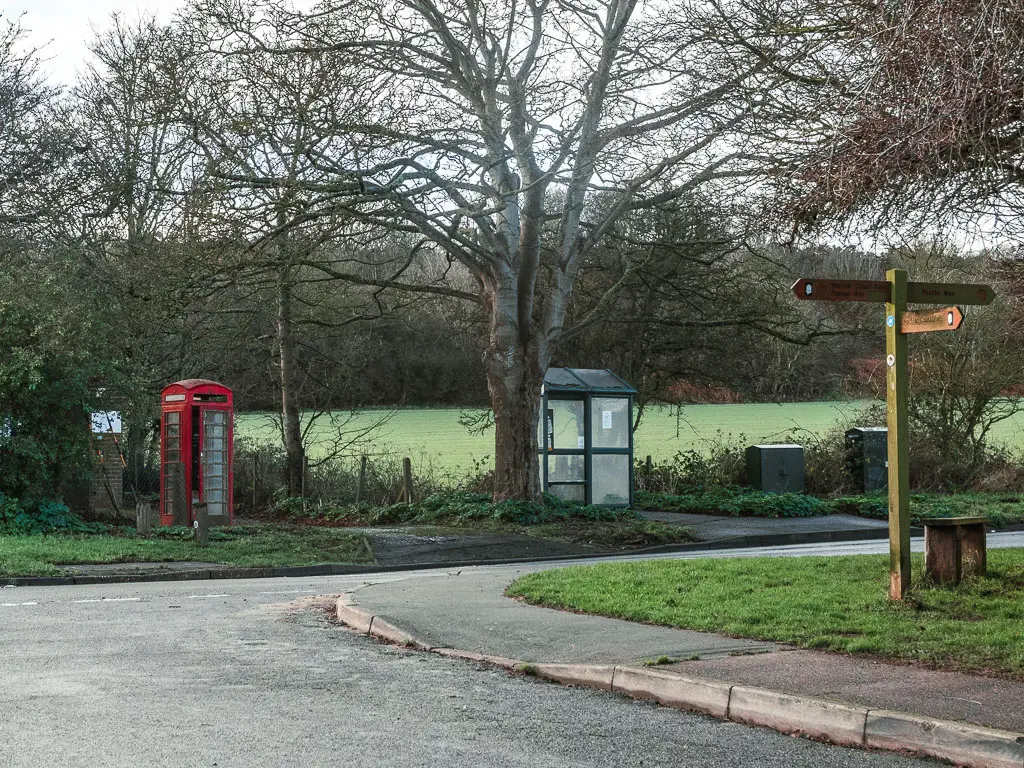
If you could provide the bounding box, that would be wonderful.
[538,368,635,507]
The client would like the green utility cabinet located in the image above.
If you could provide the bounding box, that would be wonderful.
[746,444,804,494]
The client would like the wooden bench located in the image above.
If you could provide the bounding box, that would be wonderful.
[923,516,988,585]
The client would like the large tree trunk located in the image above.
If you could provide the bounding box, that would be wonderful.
[483,280,549,502]
[486,351,545,502]
[277,263,305,497]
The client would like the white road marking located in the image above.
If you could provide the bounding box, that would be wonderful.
[258,589,320,595]
[71,597,142,603]
[1,602,38,607]
[186,594,230,599]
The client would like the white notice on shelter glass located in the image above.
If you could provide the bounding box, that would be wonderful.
[602,410,613,430]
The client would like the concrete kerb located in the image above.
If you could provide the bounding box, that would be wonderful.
[332,595,1024,768]
[865,711,1024,768]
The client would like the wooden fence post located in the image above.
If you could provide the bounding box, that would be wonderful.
[402,457,413,504]
[252,454,258,513]
[136,501,153,536]
[357,455,368,503]
[193,501,210,546]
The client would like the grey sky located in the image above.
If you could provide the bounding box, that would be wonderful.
[4,1,184,86]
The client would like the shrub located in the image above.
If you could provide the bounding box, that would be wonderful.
[0,492,100,534]
[637,486,830,517]
[271,489,637,527]
[635,434,746,495]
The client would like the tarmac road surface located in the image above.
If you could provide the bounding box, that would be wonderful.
[0,561,942,768]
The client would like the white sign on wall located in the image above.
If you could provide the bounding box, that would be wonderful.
[602,410,613,429]
[90,411,122,434]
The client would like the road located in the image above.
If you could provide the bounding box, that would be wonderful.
[4,536,1000,767]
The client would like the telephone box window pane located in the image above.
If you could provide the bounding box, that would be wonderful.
[165,411,180,423]
[592,454,630,505]
[548,454,584,483]
[165,449,180,463]
[548,399,585,450]
[591,397,629,448]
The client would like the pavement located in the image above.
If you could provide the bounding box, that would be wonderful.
[334,538,1024,768]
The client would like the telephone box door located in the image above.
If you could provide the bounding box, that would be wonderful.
[201,408,231,520]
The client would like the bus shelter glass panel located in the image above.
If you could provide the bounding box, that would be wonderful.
[544,454,585,501]
[547,453,585,502]
[548,453,584,483]
[591,397,629,448]
[202,410,229,516]
[548,399,585,449]
[592,454,631,505]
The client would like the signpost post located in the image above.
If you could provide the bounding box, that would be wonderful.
[885,269,911,599]
[792,273,995,600]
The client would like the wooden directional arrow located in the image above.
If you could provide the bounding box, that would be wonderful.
[906,282,994,306]
[900,306,964,334]
[791,278,891,303]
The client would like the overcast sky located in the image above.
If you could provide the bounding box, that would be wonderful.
[5,1,184,86]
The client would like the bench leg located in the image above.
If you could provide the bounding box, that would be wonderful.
[959,523,987,578]
[925,527,961,585]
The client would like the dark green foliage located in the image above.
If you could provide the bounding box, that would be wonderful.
[640,485,1024,527]
[0,299,94,501]
[834,492,1024,528]
[634,438,746,495]
[637,486,830,517]
[0,492,102,534]
[273,490,638,526]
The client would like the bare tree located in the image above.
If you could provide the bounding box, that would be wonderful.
[170,19,408,494]
[769,0,1024,234]
[179,0,793,500]
[0,16,71,233]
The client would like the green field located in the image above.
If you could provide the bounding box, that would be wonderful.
[235,400,1023,472]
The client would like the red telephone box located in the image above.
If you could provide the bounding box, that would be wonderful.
[160,379,234,526]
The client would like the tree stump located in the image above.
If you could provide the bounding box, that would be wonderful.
[924,517,987,585]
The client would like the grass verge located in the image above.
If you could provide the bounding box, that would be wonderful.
[506,550,1024,679]
[0,524,373,577]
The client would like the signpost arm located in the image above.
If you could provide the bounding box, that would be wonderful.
[886,269,912,599]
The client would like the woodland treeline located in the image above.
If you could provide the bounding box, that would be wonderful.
[4,0,1024,502]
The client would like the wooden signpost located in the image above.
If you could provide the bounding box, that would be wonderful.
[792,270,995,600]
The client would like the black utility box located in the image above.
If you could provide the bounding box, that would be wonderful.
[746,444,804,494]
[845,427,888,493]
